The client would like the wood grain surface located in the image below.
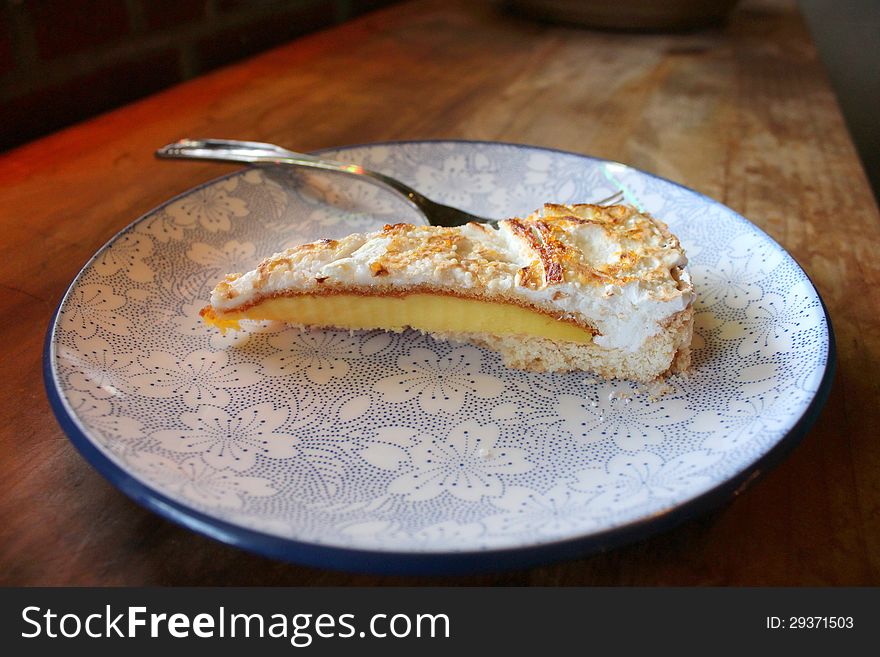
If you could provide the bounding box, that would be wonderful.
[1,0,877,585]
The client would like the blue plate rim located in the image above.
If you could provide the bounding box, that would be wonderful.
[43,139,837,576]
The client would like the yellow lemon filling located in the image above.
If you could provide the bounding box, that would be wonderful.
[203,293,594,344]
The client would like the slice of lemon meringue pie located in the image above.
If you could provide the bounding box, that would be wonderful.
[201,203,695,382]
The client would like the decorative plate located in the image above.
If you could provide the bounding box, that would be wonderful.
[44,141,834,574]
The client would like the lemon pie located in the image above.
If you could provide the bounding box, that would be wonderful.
[201,203,695,382]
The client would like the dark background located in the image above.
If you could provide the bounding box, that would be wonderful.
[1,1,877,196]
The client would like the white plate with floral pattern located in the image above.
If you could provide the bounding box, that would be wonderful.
[45,141,834,574]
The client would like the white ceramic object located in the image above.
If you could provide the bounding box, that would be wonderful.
[45,141,834,573]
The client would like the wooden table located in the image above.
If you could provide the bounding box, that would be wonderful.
[1,0,877,586]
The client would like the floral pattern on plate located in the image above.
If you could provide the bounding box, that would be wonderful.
[47,141,832,561]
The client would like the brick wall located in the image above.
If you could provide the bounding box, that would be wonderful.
[0,0,401,151]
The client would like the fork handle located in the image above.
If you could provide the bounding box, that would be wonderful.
[155,138,429,209]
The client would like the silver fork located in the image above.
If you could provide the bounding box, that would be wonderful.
[156,138,624,227]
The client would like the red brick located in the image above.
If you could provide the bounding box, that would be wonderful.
[31,0,131,61]
[1,50,180,151]
[0,5,15,76]
[142,0,207,32]
[196,1,335,72]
